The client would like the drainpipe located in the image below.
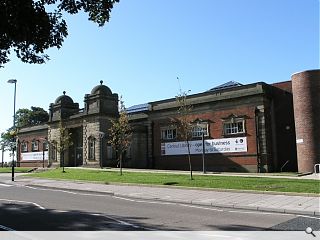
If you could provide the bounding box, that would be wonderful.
[255,108,261,173]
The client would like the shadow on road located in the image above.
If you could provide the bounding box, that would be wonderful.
[0,203,185,231]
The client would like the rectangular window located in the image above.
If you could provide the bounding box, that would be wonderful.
[31,141,39,151]
[192,123,209,138]
[223,120,245,135]
[161,127,177,140]
[21,142,28,152]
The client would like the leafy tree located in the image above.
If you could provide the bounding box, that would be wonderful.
[0,127,17,152]
[15,106,49,128]
[56,120,73,172]
[16,107,49,128]
[108,98,131,175]
[175,89,194,180]
[0,0,119,67]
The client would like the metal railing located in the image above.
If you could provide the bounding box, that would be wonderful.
[314,164,320,174]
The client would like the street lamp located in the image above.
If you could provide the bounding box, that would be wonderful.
[40,138,48,168]
[7,79,17,181]
[98,132,105,169]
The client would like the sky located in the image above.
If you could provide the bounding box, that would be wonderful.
[0,0,319,161]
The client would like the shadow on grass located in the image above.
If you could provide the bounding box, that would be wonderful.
[163,182,179,186]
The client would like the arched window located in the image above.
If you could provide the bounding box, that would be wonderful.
[21,141,28,152]
[88,136,96,160]
[31,140,39,151]
[49,141,57,161]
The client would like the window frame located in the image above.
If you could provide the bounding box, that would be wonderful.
[161,126,177,140]
[21,141,28,152]
[223,119,245,136]
[192,123,209,138]
[88,136,96,160]
[31,140,39,152]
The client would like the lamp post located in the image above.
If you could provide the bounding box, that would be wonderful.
[1,144,4,168]
[201,130,206,174]
[7,79,17,181]
[196,119,206,174]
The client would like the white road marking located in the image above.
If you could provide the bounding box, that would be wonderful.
[52,210,69,213]
[15,184,320,219]
[23,185,108,197]
[0,198,46,210]
[0,224,15,231]
[0,183,12,187]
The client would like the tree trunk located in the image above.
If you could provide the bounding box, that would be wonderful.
[119,152,123,176]
[186,140,193,180]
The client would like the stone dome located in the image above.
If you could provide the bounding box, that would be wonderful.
[91,80,112,96]
[55,91,74,105]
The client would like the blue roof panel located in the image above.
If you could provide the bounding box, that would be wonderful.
[126,103,149,113]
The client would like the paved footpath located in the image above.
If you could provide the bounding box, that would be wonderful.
[6,173,320,217]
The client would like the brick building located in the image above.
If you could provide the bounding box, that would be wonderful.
[16,70,320,173]
[127,81,297,173]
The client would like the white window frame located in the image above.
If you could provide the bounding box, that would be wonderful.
[192,123,209,138]
[161,126,177,140]
[43,141,48,151]
[223,119,245,135]
[21,142,28,152]
[31,140,39,151]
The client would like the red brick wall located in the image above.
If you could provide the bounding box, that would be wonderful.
[18,133,48,167]
[152,105,259,172]
[292,70,320,173]
[271,81,292,93]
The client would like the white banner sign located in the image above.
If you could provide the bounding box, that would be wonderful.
[161,137,247,155]
[21,151,48,161]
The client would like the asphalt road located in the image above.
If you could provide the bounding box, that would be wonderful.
[0,177,319,231]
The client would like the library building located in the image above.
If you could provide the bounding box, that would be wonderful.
[17,69,320,173]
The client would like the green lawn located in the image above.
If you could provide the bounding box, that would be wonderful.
[0,167,33,173]
[27,168,320,194]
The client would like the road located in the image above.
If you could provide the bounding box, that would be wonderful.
[0,176,319,231]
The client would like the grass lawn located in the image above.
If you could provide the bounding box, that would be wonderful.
[27,168,320,194]
[0,167,33,173]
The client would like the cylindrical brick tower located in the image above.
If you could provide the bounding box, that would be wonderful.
[291,69,320,173]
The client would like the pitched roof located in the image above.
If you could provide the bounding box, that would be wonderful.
[126,103,149,114]
[207,81,243,92]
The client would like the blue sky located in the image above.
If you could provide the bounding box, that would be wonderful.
[0,0,319,159]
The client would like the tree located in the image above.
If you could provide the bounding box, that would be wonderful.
[175,89,194,180]
[0,0,119,67]
[56,120,73,173]
[108,98,131,176]
[15,106,49,128]
[0,127,17,152]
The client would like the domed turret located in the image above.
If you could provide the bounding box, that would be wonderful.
[84,80,118,115]
[91,80,112,96]
[55,91,74,105]
[49,91,79,122]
